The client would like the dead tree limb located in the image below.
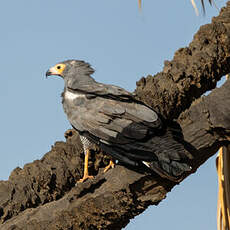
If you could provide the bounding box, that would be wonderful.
[1,2,230,230]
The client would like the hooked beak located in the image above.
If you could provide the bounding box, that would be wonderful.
[46,67,63,78]
[45,70,52,77]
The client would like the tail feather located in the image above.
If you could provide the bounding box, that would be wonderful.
[100,120,193,182]
[143,160,191,182]
[142,122,193,181]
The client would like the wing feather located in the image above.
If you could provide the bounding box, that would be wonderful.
[68,96,161,145]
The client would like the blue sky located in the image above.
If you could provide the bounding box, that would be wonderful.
[0,0,227,229]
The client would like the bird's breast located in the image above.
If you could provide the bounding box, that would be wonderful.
[62,90,87,117]
[64,90,85,101]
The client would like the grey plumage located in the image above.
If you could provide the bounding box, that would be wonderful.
[47,60,192,181]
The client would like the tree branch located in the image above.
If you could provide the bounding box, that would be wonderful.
[135,3,230,119]
[1,2,230,230]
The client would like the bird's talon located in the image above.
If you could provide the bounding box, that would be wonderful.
[104,160,115,173]
[78,175,94,183]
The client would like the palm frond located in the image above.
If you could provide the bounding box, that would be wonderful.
[138,0,141,10]
[192,0,213,15]
[138,1,213,15]
[216,146,230,230]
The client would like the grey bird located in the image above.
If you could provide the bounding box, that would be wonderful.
[46,60,192,182]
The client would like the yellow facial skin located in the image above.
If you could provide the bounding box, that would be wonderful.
[46,63,66,77]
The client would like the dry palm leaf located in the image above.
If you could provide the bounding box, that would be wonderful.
[138,0,213,15]
[216,146,230,230]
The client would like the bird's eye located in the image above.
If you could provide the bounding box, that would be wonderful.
[57,65,61,70]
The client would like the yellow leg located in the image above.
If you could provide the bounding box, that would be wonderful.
[104,160,115,173]
[78,149,94,183]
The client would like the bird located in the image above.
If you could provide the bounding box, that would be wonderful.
[46,60,192,183]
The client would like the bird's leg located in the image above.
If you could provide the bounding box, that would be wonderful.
[78,149,94,183]
[104,159,115,173]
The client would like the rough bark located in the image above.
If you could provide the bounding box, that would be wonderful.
[135,3,230,119]
[1,2,230,230]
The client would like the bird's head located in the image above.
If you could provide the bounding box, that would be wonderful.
[46,60,95,84]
